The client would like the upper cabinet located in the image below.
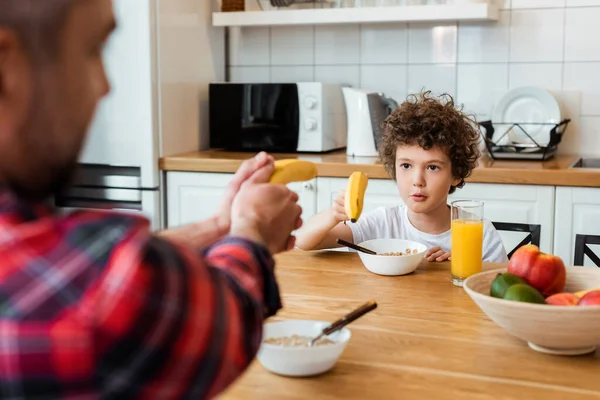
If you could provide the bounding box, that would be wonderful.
[212,4,499,27]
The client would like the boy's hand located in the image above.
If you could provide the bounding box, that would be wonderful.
[329,190,350,224]
[426,246,451,262]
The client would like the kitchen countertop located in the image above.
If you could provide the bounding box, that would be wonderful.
[160,150,600,187]
[220,250,600,399]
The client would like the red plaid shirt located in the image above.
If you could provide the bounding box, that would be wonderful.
[0,190,281,399]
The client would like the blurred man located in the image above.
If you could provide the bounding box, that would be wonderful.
[0,0,301,398]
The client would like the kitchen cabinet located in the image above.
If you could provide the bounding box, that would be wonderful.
[316,176,402,214]
[316,178,555,254]
[166,173,555,256]
[554,187,600,267]
[448,183,555,255]
[165,171,317,228]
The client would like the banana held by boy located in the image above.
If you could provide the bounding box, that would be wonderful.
[345,171,369,223]
[269,159,318,185]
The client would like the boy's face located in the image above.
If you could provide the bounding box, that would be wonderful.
[394,144,461,215]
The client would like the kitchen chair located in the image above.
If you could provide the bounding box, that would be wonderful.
[491,222,541,259]
[574,234,600,267]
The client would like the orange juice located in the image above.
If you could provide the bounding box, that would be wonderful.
[451,219,483,281]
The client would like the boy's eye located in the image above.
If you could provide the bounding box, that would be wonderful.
[399,163,411,170]
[427,165,440,171]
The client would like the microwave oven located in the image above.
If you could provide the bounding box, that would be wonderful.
[209,82,347,153]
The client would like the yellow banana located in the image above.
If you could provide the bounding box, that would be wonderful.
[269,159,317,185]
[344,171,368,223]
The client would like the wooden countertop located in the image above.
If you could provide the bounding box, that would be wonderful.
[220,250,600,400]
[160,150,600,187]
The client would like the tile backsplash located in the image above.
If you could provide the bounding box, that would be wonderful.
[228,2,600,155]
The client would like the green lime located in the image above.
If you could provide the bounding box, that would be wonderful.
[503,283,546,304]
[490,273,528,299]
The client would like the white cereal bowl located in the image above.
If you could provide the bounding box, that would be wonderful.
[257,320,351,377]
[356,238,427,276]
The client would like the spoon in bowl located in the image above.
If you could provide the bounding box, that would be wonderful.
[336,238,377,255]
[309,300,378,347]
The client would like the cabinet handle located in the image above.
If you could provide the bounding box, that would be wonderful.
[303,182,313,190]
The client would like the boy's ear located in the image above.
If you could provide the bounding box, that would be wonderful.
[452,177,462,187]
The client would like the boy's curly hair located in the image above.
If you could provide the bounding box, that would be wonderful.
[379,90,481,194]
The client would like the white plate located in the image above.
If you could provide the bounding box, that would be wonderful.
[492,87,561,145]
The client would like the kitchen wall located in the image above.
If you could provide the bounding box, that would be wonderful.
[228,0,600,156]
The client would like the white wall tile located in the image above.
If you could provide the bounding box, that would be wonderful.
[512,0,565,9]
[559,116,600,156]
[407,64,457,97]
[457,64,509,120]
[360,65,408,103]
[360,23,408,64]
[552,89,581,154]
[510,9,564,62]
[315,65,360,88]
[229,66,270,83]
[408,23,457,64]
[458,11,510,63]
[565,8,600,61]
[577,117,600,155]
[567,0,600,5]
[563,63,600,116]
[315,25,360,65]
[271,66,314,82]
[508,63,563,90]
[271,26,314,66]
[228,27,270,66]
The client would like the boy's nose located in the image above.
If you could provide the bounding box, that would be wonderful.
[412,174,425,187]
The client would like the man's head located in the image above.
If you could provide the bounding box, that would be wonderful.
[379,91,481,195]
[0,0,115,200]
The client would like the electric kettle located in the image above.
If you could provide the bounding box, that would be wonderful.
[342,87,398,157]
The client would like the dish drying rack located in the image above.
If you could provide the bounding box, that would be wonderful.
[478,119,571,161]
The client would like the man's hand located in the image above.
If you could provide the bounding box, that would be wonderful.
[230,183,302,254]
[158,152,275,249]
[216,152,275,233]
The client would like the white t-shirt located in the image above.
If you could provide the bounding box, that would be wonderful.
[349,205,509,263]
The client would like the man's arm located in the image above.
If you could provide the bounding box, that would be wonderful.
[158,215,228,249]
[93,229,280,399]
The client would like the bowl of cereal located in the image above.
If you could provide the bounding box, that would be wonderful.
[356,238,427,276]
[257,320,351,377]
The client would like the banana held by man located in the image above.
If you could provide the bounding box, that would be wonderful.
[345,171,368,223]
[269,159,318,185]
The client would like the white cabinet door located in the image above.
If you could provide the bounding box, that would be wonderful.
[449,183,555,255]
[166,172,233,228]
[316,177,401,213]
[554,187,600,267]
[166,172,317,228]
[316,178,555,254]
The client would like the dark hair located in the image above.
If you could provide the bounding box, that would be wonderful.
[0,0,75,61]
[379,90,481,194]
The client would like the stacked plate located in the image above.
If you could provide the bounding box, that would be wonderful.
[491,87,561,148]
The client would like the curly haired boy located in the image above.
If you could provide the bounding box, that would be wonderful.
[296,91,508,263]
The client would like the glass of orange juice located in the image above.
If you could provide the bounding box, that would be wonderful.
[451,200,484,287]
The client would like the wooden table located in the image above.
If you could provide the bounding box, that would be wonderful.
[219,250,600,400]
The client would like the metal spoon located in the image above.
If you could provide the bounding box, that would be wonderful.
[309,300,378,347]
[336,238,377,255]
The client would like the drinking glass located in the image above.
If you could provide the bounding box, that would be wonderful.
[450,200,484,287]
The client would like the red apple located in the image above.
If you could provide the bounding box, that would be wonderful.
[578,290,600,306]
[507,244,566,297]
[545,292,579,306]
